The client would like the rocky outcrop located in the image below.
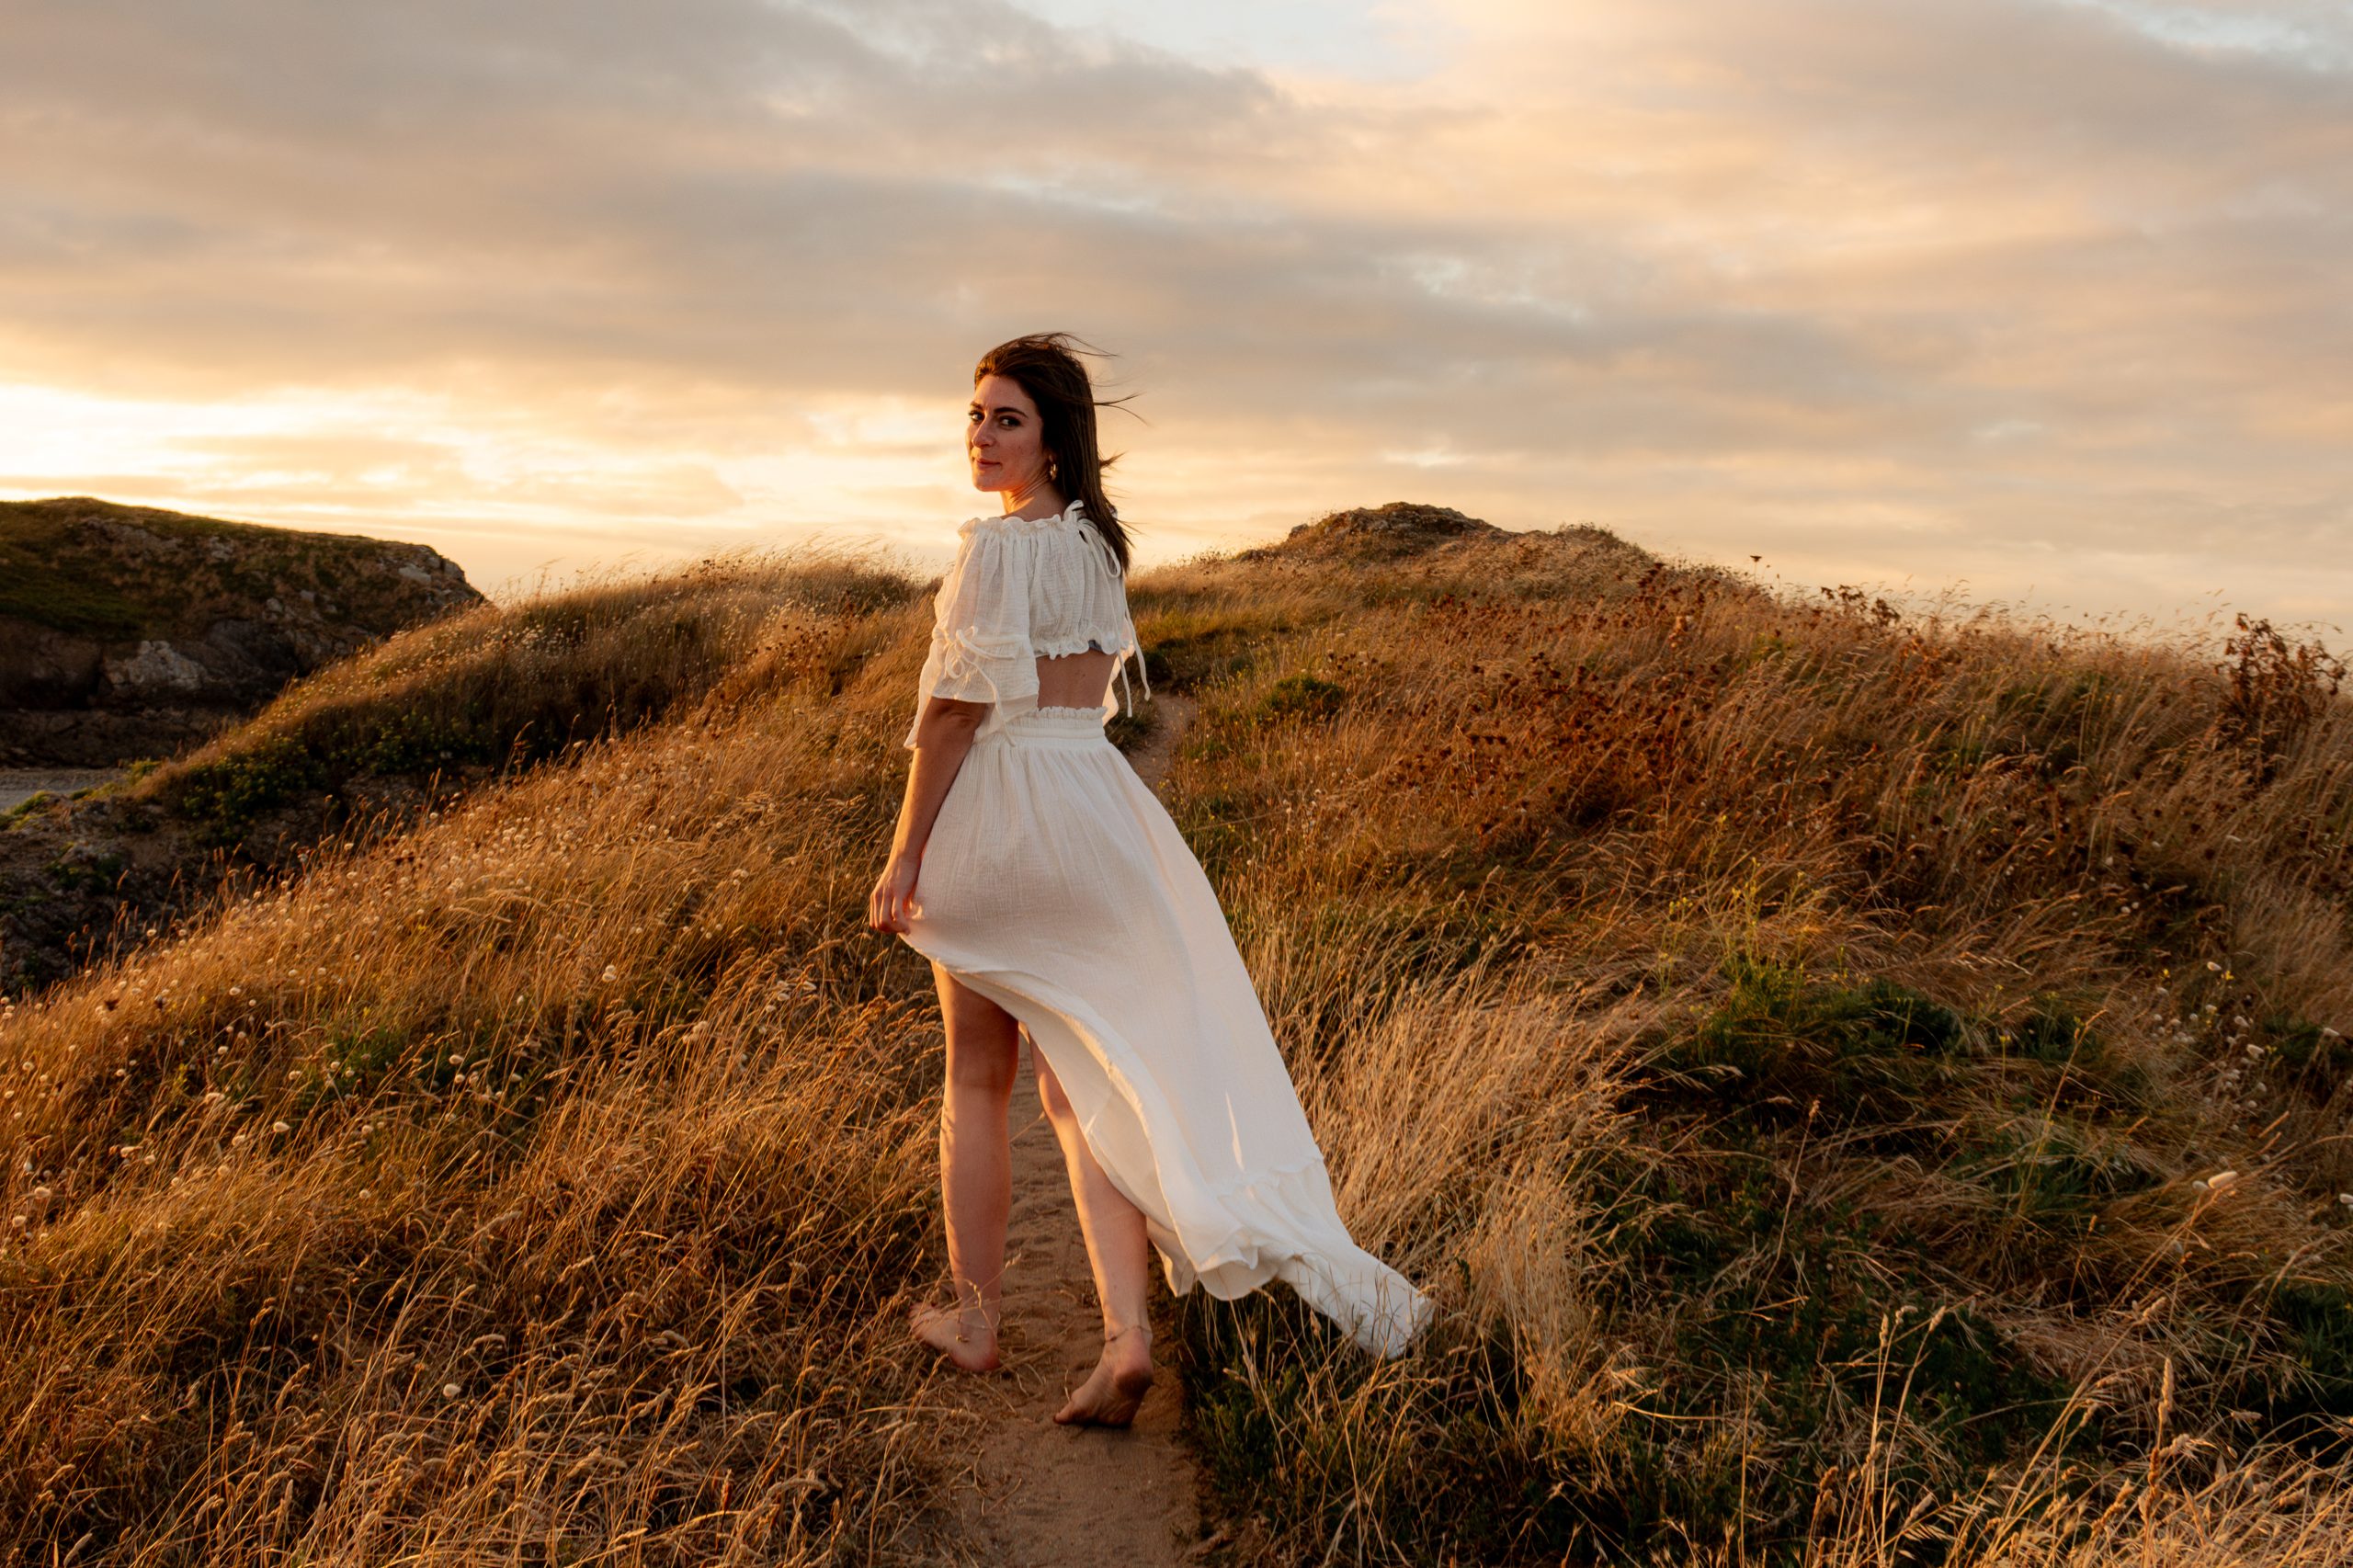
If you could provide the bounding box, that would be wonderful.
[1234,501,1506,562]
[0,497,483,766]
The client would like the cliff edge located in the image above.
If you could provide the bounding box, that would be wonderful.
[0,496,483,766]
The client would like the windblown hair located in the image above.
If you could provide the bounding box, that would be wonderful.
[972,332,1138,574]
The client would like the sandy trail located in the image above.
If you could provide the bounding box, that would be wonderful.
[913,692,1216,1567]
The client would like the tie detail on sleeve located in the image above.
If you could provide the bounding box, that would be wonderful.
[938,626,1031,692]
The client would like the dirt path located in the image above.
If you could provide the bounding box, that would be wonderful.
[915,693,1216,1567]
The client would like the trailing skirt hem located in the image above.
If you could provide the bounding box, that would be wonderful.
[899,707,1432,1359]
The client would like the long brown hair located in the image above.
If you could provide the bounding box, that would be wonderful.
[972,332,1138,574]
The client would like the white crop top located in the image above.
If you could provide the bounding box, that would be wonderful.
[903,497,1151,749]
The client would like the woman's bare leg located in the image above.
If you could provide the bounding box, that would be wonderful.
[1032,1050,1155,1426]
[912,962,1018,1372]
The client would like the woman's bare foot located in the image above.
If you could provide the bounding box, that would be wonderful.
[911,1301,1001,1372]
[1053,1323,1154,1426]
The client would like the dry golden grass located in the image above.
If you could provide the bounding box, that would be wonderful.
[1,520,2347,1565]
[0,558,959,1564]
[1144,529,2353,1562]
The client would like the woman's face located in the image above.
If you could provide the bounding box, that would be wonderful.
[968,373,1051,496]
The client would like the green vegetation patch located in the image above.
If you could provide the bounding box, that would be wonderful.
[1597,1158,2097,1548]
[1256,672,1347,723]
[1652,953,1973,1131]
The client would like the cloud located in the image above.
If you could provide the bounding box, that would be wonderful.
[0,0,2345,630]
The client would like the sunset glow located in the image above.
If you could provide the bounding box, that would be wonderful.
[4,0,2346,633]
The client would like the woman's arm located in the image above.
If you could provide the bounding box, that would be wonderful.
[869,695,988,933]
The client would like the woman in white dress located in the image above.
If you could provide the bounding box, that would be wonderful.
[867,333,1432,1426]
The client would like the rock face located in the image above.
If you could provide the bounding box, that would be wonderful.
[0,497,483,766]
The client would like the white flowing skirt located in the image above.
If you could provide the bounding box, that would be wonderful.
[899,705,1432,1358]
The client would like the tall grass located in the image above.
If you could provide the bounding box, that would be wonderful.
[127,545,917,849]
[0,553,963,1564]
[2,522,2347,1565]
[1144,533,2353,1562]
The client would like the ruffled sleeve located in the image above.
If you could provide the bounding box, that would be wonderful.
[924,524,1037,710]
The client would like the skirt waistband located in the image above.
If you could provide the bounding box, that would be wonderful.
[989,705,1113,750]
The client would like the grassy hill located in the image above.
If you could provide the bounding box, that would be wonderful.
[0,497,473,645]
[0,509,2347,1565]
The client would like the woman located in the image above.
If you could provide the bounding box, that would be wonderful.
[866,333,1432,1427]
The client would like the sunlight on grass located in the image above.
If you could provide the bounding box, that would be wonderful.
[2,518,2347,1564]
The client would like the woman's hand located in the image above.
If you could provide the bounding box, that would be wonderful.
[868,852,924,935]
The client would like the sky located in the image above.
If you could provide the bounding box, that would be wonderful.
[3,0,2347,644]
